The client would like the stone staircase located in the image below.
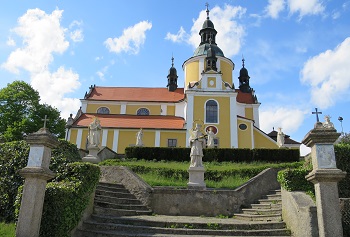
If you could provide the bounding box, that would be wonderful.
[75,184,290,237]
[235,189,282,222]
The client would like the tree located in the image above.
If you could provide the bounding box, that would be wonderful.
[0,81,66,141]
[338,132,350,145]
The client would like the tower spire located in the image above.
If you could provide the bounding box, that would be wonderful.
[206,2,210,19]
[167,56,178,92]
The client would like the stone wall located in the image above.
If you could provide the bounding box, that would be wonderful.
[281,189,318,237]
[99,166,280,216]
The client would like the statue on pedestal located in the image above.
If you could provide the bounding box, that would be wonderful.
[136,128,143,147]
[189,124,206,167]
[88,117,102,147]
[277,127,285,148]
[322,115,334,129]
[206,127,215,148]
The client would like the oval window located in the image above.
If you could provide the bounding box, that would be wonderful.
[239,123,247,130]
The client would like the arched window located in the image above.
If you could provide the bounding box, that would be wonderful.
[205,100,218,123]
[137,108,150,116]
[97,107,110,114]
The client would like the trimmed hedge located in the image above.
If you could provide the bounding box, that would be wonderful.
[277,144,350,198]
[0,139,81,222]
[125,147,300,163]
[335,144,350,198]
[39,162,100,237]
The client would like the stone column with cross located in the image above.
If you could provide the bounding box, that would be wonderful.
[302,112,346,237]
[16,117,59,237]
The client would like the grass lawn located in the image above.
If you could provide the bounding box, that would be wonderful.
[100,159,302,189]
[0,222,15,237]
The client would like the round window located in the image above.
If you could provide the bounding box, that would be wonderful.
[239,123,247,130]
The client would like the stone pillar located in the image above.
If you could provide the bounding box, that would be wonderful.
[188,167,206,189]
[303,122,346,237]
[16,128,59,237]
[82,145,101,163]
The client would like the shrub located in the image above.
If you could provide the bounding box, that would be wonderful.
[39,162,100,237]
[0,139,81,222]
[335,144,350,198]
[277,168,314,194]
[125,147,299,163]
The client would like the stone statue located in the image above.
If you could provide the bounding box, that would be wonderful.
[136,128,143,147]
[323,115,334,129]
[189,124,206,167]
[206,127,215,148]
[277,127,285,148]
[88,117,102,147]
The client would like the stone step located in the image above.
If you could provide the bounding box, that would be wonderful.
[94,206,153,216]
[251,203,282,210]
[76,229,291,237]
[234,213,282,222]
[79,220,290,236]
[90,215,287,230]
[94,200,150,211]
[98,182,125,188]
[263,194,281,200]
[95,189,136,199]
[258,199,282,205]
[95,195,142,205]
[241,208,282,215]
[96,185,131,194]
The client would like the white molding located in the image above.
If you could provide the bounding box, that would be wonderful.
[155,130,160,147]
[161,104,167,115]
[113,129,119,152]
[77,129,83,149]
[80,101,88,113]
[230,97,238,148]
[251,122,255,149]
[120,103,126,114]
[102,129,108,146]
[186,94,194,147]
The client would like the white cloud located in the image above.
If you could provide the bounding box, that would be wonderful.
[69,20,84,42]
[287,0,325,18]
[6,37,16,46]
[165,26,186,43]
[105,21,152,54]
[260,107,306,134]
[1,8,81,119]
[189,5,246,58]
[301,37,350,109]
[265,0,286,19]
[165,5,246,58]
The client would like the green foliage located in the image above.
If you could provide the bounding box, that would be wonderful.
[0,139,81,222]
[338,132,350,145]
[101,159,302,188]
[125,147,300,163]
[0,222,15,237]
[0,141,29,222]
[0,80,66,141]
[277,168,314,194]
[335,144,350,198]
[39,162,100,237]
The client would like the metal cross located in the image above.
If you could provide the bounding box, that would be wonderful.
[312,108,322,122]
[42,115,49,129]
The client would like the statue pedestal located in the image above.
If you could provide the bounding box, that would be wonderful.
[82,145,101,164]
[188,166,206,189]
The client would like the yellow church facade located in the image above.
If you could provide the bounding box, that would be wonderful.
[66,7,300,154]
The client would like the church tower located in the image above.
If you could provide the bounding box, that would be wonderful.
[238,58,252,93]
[167,57,178,92]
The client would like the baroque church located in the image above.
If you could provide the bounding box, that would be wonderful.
[66,7,300,154]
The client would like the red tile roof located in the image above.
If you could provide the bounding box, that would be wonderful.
[236,90,256,104]
[86,87,185,102]
[73,113,185,130]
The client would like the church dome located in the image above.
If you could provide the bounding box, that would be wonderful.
[194,43,224,57]
[168,66,177,76]
[202,19,214,29]
[239,67,249,77]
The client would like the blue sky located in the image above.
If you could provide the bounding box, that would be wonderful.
[0,0,349,154]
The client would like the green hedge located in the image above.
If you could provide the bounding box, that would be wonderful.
[125,147,300,163]
[0,139,81,222]
[39,162,100,237]
[277,144,350,198]
[335,144,350,198]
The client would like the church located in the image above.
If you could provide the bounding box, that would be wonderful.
[66,7,300,154]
